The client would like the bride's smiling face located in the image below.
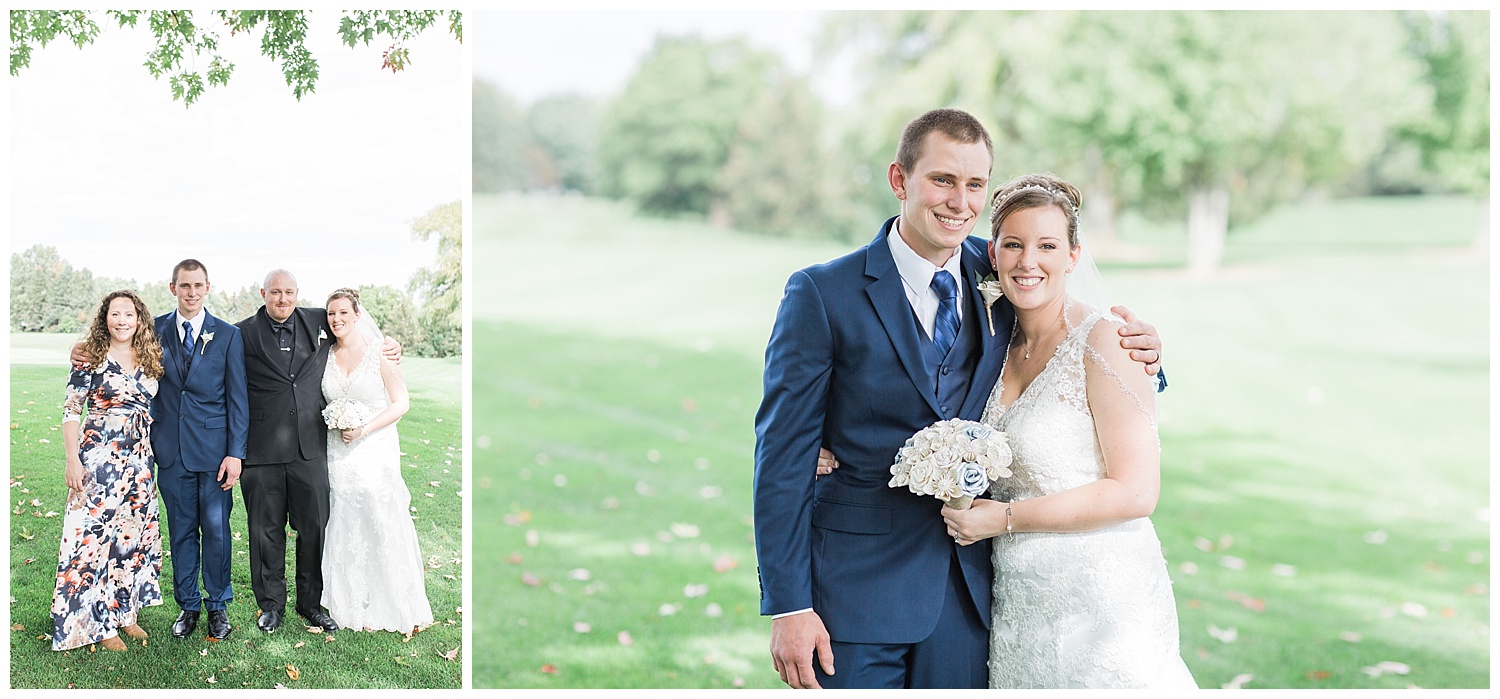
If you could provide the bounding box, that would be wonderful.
[990,205,1080,312]
[326,298,360,340]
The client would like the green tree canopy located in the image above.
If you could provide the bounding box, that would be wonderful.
[10,9,462,105]
[598,35,781,219]
[526,93,602,194]
[408,200,462,358]
[472,78,531,193]
[11,245,97,333]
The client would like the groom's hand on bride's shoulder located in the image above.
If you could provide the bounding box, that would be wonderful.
[771,611,834,689]
[1111,305,1162,376]
[380,336,402,365]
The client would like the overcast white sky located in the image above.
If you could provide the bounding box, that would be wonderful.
[8,10,465,305]
[472,10,841,105]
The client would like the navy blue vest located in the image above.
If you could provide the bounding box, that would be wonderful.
[916,304,982,420]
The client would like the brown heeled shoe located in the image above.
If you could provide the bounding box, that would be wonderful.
[121,624,147,639]
[99,635,127,651]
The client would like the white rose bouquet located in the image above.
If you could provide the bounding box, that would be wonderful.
[321,398,372,430]
[889,419,1013,510]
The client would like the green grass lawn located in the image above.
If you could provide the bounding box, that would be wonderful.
[8,355,464,689]
[475,193,1488,689]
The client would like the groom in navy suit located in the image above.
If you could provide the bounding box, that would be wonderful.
[753,110,1162,688]
[152,259,248,640]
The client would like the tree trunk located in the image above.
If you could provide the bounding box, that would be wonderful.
[1186,184,1230,277]
[1081,144,1119,248]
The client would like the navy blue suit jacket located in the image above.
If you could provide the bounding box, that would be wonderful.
[753,217,1014,644]
[152,310,249,473]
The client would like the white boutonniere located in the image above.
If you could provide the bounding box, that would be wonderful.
[975,273,1005,337]
[199,331,215,355]
[318,329,327,346]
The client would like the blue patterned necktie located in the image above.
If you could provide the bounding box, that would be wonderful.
[182,320,195,364]
[930,270,960,357]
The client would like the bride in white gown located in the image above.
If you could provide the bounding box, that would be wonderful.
[320,288,433,633]
[942,174,1195,688]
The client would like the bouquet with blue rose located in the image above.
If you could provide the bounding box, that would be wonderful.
[889,419,1013,510]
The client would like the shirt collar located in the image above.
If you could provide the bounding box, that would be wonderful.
[175,309,206,336]
[888,217,965,291]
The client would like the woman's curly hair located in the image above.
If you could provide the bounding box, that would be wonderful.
[81,290,163,379]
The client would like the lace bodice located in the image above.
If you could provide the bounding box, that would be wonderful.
[978,310,1193,688]
[322,341,390,417]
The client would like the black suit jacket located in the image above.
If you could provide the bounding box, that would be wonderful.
[237,305,332,465]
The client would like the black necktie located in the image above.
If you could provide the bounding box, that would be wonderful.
[182,320,195,365]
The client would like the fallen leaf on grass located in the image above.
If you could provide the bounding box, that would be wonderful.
[23,558,35,565]
[713,555,739,573]
[1225,591,1265,612]
[10,623,23,631]
[1222,673,1253,689]
[1364,530,1388,544]
[573,622,591,633]
[200,648,209,656]
[1339,631,1362,643]
[1271,564,1297,577]
[506,553,523,565]
[286,664,300,681]
[617,631,633,646]
[631,542,651,556]
[439,647,460,662]
[1219,555,1245,571]
[207,676,217,684]
[1361,661,1410,677]
[305,626,324,634]
[569,569,591,581]
[325,635,336,643]
[1305,670,1331,680]
[684,584,709,598]
[1400,602,1427,618]
[670,523,700,538]
[659,604,680,616]
[705,603,723,618]
[1207,625,1238,643]
[294,641,305,649]
[521,572,541,587]
[540,664,558,674]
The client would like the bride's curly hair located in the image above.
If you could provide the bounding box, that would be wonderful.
[81,290,164,379]
[989,173,1083,249]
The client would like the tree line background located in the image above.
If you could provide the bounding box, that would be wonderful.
[9,200,462,359]
[472,10,1488,274]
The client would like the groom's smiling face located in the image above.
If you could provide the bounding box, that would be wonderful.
[889,132,991,267]
[170,267,210,318]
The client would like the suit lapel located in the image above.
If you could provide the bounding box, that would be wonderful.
[289,308,320,378]
[183,312,215,383]
[252,308,289,377]
[157,314,187,384]
[865,219,944,417]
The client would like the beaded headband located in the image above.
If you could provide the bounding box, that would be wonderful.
[989,182,1079,225]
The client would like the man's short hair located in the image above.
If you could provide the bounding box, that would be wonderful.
[172,259,208,285]
[895,108,994,175]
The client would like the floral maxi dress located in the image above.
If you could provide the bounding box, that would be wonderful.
[51,358,164,650]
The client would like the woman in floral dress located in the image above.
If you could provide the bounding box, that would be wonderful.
[52,290,165,651]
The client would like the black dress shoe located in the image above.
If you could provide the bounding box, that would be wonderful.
[257,608,283,633]
[299,609,340,632]
[206,609,232,640]
[171,610,199,639]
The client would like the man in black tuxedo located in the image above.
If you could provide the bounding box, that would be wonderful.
[237,269,338,633]
[236,269,399,633]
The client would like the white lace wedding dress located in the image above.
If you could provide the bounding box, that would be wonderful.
[982,310,1195,688]
[321,341,434,632]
